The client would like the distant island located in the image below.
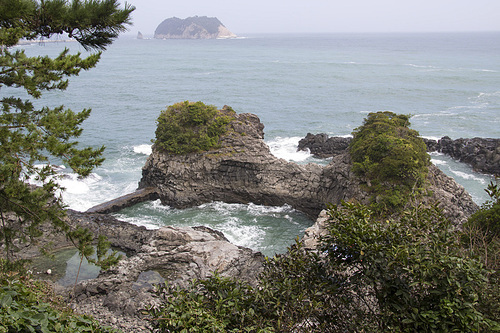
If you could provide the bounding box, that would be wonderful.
[154,16,236,39]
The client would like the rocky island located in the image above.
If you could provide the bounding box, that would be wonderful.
[154,16,236,39]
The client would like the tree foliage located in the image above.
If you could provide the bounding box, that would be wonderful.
[349,111,430,211]
[154,101,235,155]
[0,0,134,262]
[462,180,500,324]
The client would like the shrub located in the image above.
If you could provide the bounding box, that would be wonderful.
[321,201,497,332]
[0,263,117,333]
[349,111,430,211]
[463,181,500,324]
[154,101,235,154]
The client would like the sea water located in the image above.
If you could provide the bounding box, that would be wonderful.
[10,32,500,256]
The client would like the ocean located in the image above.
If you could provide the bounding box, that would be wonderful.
[13,32,500,256]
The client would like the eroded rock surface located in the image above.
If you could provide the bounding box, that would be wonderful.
[66,212,263,332]
[140,113,369,219]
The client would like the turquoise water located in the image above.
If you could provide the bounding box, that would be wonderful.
[13,32,499,256]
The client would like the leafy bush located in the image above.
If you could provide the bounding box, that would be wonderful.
[349,111,430,211]
[154,101,235,154]
[148,273,275,332]
[0,264,117,333]
[463,181,500,324]
[321,201,497,332]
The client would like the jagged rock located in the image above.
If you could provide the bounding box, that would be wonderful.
[299,133,499,176]
[71,213,262,332]
[425,136,500,176]
[140,113,368,219]
[298,133,351,158]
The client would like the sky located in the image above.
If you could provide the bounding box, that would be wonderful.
[126,0,500,36]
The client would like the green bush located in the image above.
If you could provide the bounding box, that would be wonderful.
[321,201,497,332]
[0,264,117,333]
[154,101,235,154]
[349,111,430,211]
[463,181,500,324]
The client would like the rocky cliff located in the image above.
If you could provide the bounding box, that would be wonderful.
[140,110,477,224]
[154,16,236,39]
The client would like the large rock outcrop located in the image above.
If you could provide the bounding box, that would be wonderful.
[140,111,477,224]
[154,16,236,39]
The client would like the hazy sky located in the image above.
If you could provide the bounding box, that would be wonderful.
[127,0,500,36]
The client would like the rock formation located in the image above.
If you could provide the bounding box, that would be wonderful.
[299,133,500,176]
[298,133,351,158]
[140,111,477,224]
[154,16,236,39]
[425,136,500,176]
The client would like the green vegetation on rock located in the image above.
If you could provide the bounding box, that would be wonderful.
[349,111,430,211]
[154,101,235,155]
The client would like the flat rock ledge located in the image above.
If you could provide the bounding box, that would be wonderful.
[67,212,263,332]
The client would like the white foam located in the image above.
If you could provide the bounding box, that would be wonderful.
[267,136,311,162]
[431,159,447,166]
[450,170,487,184]
[133,144,152,155]
[218,217,266,249]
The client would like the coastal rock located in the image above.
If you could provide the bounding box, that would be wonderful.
[154,16,236,39]
[425,136,500,176]
[298,133,351,158]
[140,111,477,224]
[64,212,264,332]
[299,133,499,176]
[139,113,368,219]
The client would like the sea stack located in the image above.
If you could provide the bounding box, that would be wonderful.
[154,16,236,39]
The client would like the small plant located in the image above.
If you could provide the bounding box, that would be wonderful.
[154,101,235,154]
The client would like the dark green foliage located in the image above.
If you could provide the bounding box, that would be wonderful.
[467,181,500,240]
[149,273,275,332]
[0,0,135,50]
[1,1,133,262]
[321,201,497,332]
[463,181,500,324]
[154,101,235,155]
[349,111,430,211]
[0,265,119,332]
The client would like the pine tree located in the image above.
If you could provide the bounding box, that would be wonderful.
[0,0,134,262]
